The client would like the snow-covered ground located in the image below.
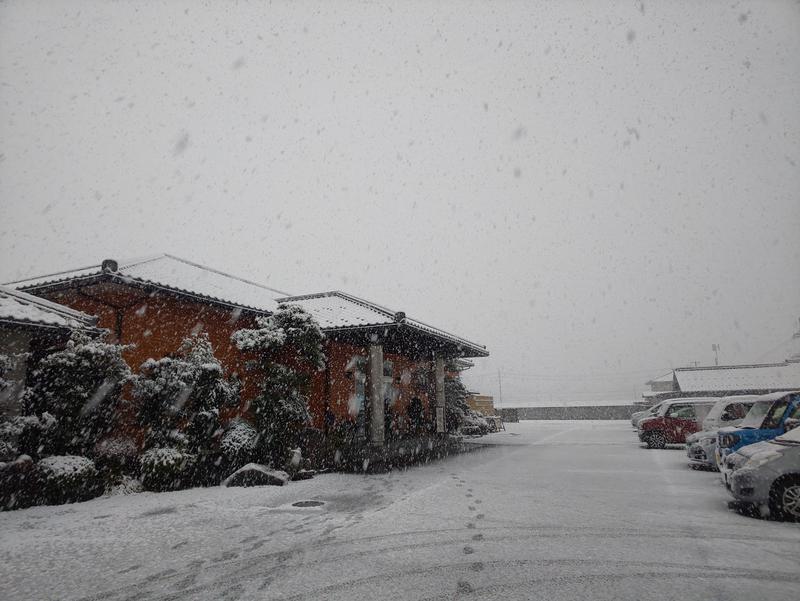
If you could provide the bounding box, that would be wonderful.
[1,420,798,601]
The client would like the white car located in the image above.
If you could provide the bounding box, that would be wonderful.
[723,421,800,521]
[685,395,758,469]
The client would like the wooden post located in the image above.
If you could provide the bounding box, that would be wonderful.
[435,355,446,434]
[368,343,385,447]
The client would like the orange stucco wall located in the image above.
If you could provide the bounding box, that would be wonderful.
[43,284,264,403]
[39,283,437,434]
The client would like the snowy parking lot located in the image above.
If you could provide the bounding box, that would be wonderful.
[1,420,798,601]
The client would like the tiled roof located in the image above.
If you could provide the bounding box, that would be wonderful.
[675,362,800,393]
[279,291,489,357]
[0,285,99,331]
[6,255,288,314]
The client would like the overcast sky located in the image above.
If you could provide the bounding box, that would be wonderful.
[1,1,799,404]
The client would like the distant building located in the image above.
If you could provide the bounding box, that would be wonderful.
[467,393,495,416]
[643,325,800,403]
[643,361,800,404]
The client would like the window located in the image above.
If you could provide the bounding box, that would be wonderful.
[666,404,695,419]
[761,399,790,430]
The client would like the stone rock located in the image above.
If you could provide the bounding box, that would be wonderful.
[223,463,289,487]
[291,469,315,481]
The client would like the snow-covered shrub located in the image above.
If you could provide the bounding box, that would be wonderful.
[232,304,325,368]
[0,353,16,403]
[461,410,490,436]
[22,332,132,456]
[444,375,470,433]
[140,447,195,492]
[134,334,236,454]
[220,420,258,466]
[94,436,140,488]
[34,455,102,505]
[105,475,143,496]
[231,306,324,466]
[0,455,36,510]
[1,413,58,461]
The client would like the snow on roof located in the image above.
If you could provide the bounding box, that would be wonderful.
[0,285,99,331]
[648,372,675,384]
[675,362,800,393]
[279,291,488,356]
[6,255,289,314]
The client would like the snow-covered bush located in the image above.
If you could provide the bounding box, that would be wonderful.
[461,410,490,436]
[231,305,324,466]
[105,475,143,496]
[232,304,325,368]
[140,447,195,492]
[220,420,258,467]
[0,413,58,461]
[0,455,36,510]
[0,353,14,398]
[444,375,471,433]
[22,332,132,456]
[94,436,140,487]
[34,455,102,505]
[134,334,237,453]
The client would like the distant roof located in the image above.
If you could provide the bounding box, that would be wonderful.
[6,254,289,314]
[646,372,675,385]
[279,291,489,357]
[675,362,800,393]
[0,285,99,331]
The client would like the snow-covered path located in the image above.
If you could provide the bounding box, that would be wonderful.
[2,421,799,600]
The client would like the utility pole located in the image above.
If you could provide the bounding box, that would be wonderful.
[712,344,720,366]
[497,369,503,407]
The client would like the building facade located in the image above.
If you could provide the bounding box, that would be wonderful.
[6,256,489,451]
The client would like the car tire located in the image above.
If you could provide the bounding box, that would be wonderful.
[646,431,666,449]
[769,475,800,522]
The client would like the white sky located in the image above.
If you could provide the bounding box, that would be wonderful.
[1,1,799,404]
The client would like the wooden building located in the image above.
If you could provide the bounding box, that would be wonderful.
[6,255,489,450]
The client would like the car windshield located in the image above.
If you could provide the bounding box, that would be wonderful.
[761,399,790,430]
[2,2,799,601]
[739,401,776,429]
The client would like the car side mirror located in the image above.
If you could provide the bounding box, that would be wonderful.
[784,418,800,432]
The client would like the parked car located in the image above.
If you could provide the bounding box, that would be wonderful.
[637,398,716,449]
[722,422,800,521]
[717,391,800,474]
[685,395,758,469]
[631,402,664,428]
[631,398,686,428]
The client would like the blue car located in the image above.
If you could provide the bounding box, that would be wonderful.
[716,391,800,478]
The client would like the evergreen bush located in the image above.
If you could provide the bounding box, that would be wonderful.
[140,447,195,492]
[34,455,103,505]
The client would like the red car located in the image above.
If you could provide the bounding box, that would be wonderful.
[637,398,717,449]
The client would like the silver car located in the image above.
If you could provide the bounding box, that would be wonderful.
[724,423,800,521]
[685,396,758,469]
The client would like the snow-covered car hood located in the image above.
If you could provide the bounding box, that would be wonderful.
[734,439,784,462]
[686,430,717,444]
